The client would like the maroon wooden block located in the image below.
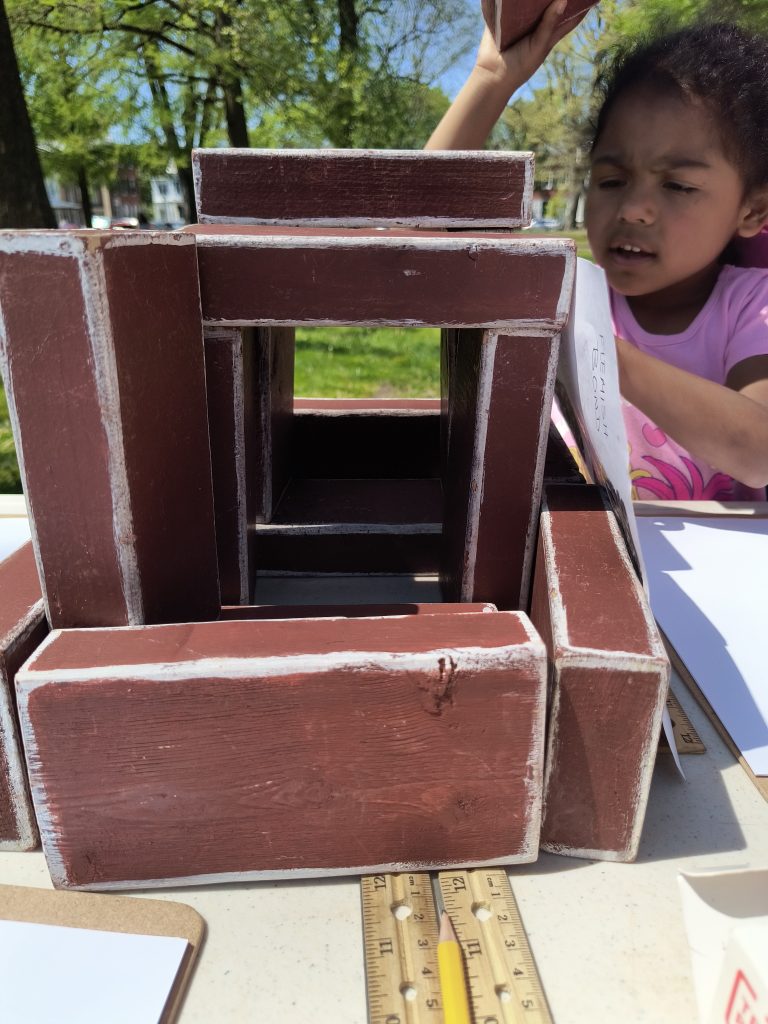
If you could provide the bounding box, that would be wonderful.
[18,612,547,889]
[204,324,295,602]
[185,225,574,330]
[481,0,598,51]
[254,478,442,573]
[292,399,441,479]
[529,484,669,862]
[193,149,533,229]
[220,602,496,620]
[0,231,220,628]
[441,330,559,609]
[0,542,46,851]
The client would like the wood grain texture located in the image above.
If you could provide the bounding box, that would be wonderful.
[481,0,598,50]
[0,231,220,628]
[18,612,547,888]
[440,330,558,610]
[530,484,669,861]
[185,225,574,330]
[0,542,46,850]
[193,149,533,228]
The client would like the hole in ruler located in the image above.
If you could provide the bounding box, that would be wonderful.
[495,985,512,1004]
[400,984,417,1001]
[392,903,412,920]
[472,902,492,921]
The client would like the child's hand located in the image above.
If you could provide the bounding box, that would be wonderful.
[475,0,588,94]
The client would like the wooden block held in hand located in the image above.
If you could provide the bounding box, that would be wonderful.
[481,0,598,52]
[18,611,547,889]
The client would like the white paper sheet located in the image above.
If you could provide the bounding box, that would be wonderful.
[0,919,188,1024]
[638,516,768,776]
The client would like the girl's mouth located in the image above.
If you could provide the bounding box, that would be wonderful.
[608,243,655,264]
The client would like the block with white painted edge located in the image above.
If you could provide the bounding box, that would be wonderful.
[17,611,547,889]
[184,225,575,330]
[220,602,497,620]
[0,542,46,851]
[193,148,534,228]
[481,0,598,51]
[530,484,669,862]
[441,329,560,609]
[0,230,220,628]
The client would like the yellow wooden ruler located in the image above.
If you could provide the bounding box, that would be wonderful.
[666,689,705,754]
[361,869,551,1024]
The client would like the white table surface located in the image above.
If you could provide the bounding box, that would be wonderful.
[1,502,766,1022]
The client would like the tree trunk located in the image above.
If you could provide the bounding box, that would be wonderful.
[223,79,250,147]
[77,165,93,227]
[0,0,56,228]
[334,0,360,147]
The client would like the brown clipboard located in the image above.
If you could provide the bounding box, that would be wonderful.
[0,884,205,1023]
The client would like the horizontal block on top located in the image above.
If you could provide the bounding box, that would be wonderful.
[184,225,575,329]
[529,484,669,862]
[253,478,442,573]
[18,612,547,889]
[0,542,46,851]
[193,148,533,228]
[482,0,597,51]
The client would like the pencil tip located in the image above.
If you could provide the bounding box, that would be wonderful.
[439,911,458,943]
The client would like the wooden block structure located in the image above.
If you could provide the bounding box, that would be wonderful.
[0,148,672,886]
[481,0,599,52]
[0,542,46,850]
[529,484,669,861]
[0,230,220,628]
[188,150,575,607]
[17,611,547,888]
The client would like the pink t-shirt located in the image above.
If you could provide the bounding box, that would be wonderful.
[614,264,768,501]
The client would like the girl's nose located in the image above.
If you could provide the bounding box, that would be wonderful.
[617,188,655,225]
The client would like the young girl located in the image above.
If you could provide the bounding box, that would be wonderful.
[427,3,768,500]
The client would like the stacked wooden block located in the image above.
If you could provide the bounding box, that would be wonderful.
[0,148,666,888]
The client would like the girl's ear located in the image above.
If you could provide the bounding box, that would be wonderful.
[737,188,768,238]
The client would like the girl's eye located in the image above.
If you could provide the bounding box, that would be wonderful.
[664,182,697,193]
[597,178,624,189]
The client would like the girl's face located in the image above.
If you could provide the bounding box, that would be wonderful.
[585,88,760,305]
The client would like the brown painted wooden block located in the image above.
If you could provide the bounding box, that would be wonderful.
[0,231,220,628]
[481,0,598,51]
[253,478,442,574]
[193,149,533,229]
[204,324,294,603]
[0,542,46,851]
[186,225,574,331]
[292,399,440,479]
[441,330,559,610]
[529,484,669,862]
[18,611,547,889]
[220,602,496,620]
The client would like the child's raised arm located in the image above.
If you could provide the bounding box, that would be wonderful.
[426,0,583,151]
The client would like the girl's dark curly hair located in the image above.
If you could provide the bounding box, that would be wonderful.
[592,22,768,192]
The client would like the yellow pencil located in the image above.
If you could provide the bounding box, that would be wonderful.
[438,911,472,1024]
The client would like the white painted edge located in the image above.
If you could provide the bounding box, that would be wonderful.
[516,333,560,610]
[79,247,144,623]
[193,230,572,257]
[45,848,540,892]
[230,333,250,604]
[18,638,546,688]
[205,317,561,332]
[461,331,497,601]
[198,215,530,229]
[0,232,192,255]
[294,405,438,417]
[251,523,441,536]
[193,147,535,162]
